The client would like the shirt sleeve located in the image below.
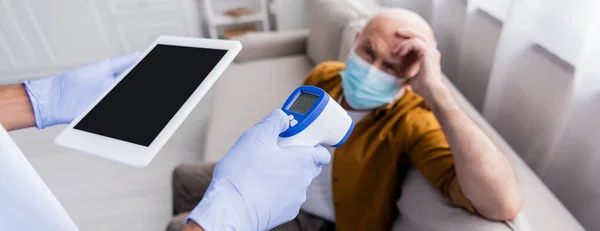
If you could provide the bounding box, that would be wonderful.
[403,107,478,214]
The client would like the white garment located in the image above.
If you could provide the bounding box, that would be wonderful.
[301,109,371,222]
[0,125,78,231]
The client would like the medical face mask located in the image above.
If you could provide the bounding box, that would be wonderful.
[340,50,403,110]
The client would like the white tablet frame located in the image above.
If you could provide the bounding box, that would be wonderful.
[55,36,242,168]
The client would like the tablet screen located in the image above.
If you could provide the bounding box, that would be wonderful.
[74,45,228,146]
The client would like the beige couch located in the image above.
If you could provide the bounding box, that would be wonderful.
[202,0,585,230]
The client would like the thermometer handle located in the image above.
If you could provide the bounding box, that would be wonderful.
[277,136,319,148]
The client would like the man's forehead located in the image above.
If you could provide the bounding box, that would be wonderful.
[362,10,434,45]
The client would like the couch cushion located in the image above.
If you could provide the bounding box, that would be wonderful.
[233,29,309,63]
[394,168,514,231]
[346,0,380,16]
[203,55,313,162]
[306,0,366,64]
[337,19,368,62]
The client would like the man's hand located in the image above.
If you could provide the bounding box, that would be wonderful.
[24,52,139,129]
[392,29,444,97]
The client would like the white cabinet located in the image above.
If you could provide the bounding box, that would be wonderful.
[0,0,203,84]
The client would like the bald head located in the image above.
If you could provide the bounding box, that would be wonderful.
[351,9,435,79]
[364,9,435,46]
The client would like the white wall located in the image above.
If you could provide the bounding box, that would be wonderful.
[0,0,203,84]
[271,0,308,30]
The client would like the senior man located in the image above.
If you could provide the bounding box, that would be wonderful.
[167,9,522,231]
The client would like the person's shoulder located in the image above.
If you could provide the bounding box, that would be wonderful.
[303,61,345,86]
[312,61,345,73]
[396,90,439,130]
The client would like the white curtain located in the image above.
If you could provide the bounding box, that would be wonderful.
[481,1,600,229]
[382,0,600,229]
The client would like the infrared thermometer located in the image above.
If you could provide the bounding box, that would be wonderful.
[278,86,354,147]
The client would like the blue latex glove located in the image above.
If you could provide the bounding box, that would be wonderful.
[187,109,331,231]
[24,52,140,129]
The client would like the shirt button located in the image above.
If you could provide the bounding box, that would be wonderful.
[334,203,340,208]
[333,177,339,183]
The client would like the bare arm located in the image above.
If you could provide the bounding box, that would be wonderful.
[0,84,36,131]
[421,83,522,220]
[394,29,522,220]
[183,221,205,231]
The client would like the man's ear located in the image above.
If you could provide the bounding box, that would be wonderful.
[355,31,361,40]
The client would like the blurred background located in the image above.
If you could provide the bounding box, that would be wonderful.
[1,0,599,230]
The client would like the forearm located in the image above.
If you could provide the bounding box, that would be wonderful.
[422,84,522,220]
[0,84,36,131]
[183,221,205,231]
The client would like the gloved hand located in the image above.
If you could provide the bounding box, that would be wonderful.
[24,52,140,129]
[187,109,331,231]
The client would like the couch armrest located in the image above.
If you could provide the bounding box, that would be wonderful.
[393,168,514,231]
[233,29,309,63]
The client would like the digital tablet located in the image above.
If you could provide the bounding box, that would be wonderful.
[55,36,242,167]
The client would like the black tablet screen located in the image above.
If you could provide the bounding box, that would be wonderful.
[74,45,227,146]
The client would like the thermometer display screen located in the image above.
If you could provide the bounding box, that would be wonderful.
[289,92,319,114]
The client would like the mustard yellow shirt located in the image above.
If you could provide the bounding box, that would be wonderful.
[304,62,476,231]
